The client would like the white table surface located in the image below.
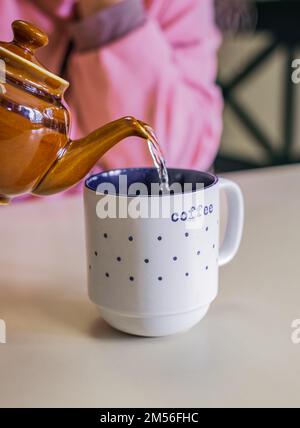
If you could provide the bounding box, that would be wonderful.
[0,165,300,408]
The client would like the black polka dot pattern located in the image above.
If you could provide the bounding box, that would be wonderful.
[94,227,213,283]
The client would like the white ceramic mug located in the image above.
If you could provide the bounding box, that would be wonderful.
[84,168,244,337]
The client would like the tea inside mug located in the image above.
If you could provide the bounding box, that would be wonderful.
[86,168,217,197]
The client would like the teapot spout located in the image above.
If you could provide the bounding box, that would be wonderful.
[33,117,151,196]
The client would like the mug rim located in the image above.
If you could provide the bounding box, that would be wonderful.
[85,167,218,198]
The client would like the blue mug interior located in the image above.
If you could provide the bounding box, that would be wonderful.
[85,168,217,196]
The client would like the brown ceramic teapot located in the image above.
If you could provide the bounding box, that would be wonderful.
[0,20,152,205]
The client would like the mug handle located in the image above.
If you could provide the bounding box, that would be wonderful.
[219,178,244,267]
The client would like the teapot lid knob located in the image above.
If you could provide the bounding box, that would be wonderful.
[12,20,49,52]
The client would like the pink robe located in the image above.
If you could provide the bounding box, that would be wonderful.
[0,0,223,178]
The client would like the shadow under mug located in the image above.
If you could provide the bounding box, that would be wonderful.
[84,168,244,337]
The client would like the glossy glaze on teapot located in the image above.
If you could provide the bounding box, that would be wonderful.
[0,21,152,204]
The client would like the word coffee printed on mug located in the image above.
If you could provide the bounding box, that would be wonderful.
[0,59,6,95]
[0,319,6,344]
[96,175,205,223]
[291,59,300,84]
[291,319,300,345]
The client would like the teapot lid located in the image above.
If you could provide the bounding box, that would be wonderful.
[0,20,69,97]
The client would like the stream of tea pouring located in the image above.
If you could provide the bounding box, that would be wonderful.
[143,124,170,193]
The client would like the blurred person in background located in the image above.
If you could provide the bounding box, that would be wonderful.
[0,0,223,175]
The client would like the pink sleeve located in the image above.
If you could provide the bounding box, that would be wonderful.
[67,0,223,172]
